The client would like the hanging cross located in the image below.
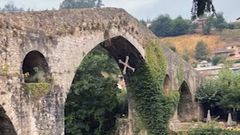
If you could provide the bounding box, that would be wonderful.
[118,56,135,75]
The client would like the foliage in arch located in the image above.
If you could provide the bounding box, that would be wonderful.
[64,45,129,135]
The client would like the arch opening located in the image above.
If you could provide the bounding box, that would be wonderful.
[64,36,144,135]
[0,106,17,135]
[177,81,195,122]
[22,51,49,83]
[163,75,171,96]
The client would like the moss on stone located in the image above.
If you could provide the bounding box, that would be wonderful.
[0,64,9,76]
[23,83,50,100]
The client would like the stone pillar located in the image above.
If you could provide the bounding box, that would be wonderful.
[227,113,234,126]
[127,89,135,135]
[30,85,65,135]
[206,110,211,123]
[197,103,204,121]
[171,110,180,122]
[116,118,129,135]
[7,77,34,135]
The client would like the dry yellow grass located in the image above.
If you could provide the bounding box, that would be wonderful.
[159,34,225,58]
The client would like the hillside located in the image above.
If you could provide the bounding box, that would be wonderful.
[159,29,240,64]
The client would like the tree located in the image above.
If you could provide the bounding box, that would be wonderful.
[0,2,24,12]
[199,13,228,34]
[150,15,191,37]
[139,20,147,27]
[65,47,127,135]
[196,79,222,110]
[211,12,228,31]
[150,14,173,37]
[196,68,240,120]
[60,0,97,9]
[96,0,104,8]
[195,41,208,60]
[59,0,104,9]
[217,69,240,111]
[211,55,224,66]
[189,22,198,34]
[171,16,191,36]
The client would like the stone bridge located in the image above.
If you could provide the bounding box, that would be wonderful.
[0,8,202,135]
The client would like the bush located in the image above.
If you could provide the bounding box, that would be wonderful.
[195,41,208,60]
[212,12,228,32]
[169,46,176,52]
[189,122,240,135]
[212,55,223,65]
[189,125,221,135]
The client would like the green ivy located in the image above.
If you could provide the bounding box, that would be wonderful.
[24,83,50,100]
[129,40,179,135]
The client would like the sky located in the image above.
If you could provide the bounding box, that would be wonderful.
[0,0,239,22]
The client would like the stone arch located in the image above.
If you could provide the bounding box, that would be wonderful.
[101,36,144,72]
[65,35,145,86]
[0,105,17,135]
[64,35,145,134]
[177,81,195,122]
[22,50,49,83]
[163,74,171,96]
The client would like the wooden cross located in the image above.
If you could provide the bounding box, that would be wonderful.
[119,56,135,75]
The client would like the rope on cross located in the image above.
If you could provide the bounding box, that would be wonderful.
[118,56,135,75]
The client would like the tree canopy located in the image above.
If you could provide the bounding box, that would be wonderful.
[0,2,24,12]
[59,0,103,9]
[196,68,240,112]
[150,15,194,37]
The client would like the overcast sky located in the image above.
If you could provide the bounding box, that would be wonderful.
[0,0,239,22]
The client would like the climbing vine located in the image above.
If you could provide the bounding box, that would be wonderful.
[129,40,179,135]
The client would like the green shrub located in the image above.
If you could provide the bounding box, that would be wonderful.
[189,126,221,135]
[169,46,176,52]
[189,122,240,135]
[234,59,240,64]
[195,41,208,61]
[212,55,223,65]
